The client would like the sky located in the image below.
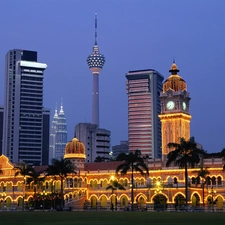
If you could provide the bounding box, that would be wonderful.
[0,0,225,153]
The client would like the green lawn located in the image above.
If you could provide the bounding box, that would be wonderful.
[0,211,225,225]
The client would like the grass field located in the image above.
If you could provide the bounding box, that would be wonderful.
[1,211,225,225]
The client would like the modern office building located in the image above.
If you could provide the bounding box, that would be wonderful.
[2,49,48,165]
[42,108,50,165]
[49,101,67,163]
[86,13,105,127]
[112,141,129,159]
[49,105,58,164]
[126,69,164,158]
[75,123,110,163]
[0,106,4,155]
[55,101,67,160]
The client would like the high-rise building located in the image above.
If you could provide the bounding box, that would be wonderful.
[49,101,67,162]
[42,108,50,165]
[0,106,4,155]
[159,62,191,161]
[112,141,129,160]
[49,104,58,163]
[55,101,67,160]
[126,69,164,158]
[75,123,110,163]
[2,49,48,165]
[86,13,105,127]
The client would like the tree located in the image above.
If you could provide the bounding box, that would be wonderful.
[94,156,104,162]
[106,180,125,210]
[166,137,206,207]
[195,166,210,210]
[26,168,45,209]
[46,158,76,209]
[14,163,34,210]
[116,150,149,211]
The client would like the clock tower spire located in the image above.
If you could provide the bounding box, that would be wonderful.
[159,62,191,162]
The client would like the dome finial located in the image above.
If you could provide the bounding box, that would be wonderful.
[169,61,179,74]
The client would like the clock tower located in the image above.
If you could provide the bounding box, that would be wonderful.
[159,62,191,161]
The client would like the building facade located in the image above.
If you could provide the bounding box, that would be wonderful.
[126,69,164,158]
[159,62,191,161]
[0,106,4,155]
[112,140,129,159]
[2,49,48,165]
[0,62,225,212]
[49,102,67,162]
[75,123,110,163]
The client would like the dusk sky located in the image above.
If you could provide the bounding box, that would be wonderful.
[0,0,225,153]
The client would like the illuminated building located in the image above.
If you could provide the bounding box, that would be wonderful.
[86,13,105,127]
[49,104,58,163]
[49,101,67,162]
[55,101,67,160]
[159,62,191,161]
[0,62,225,212]
[126,69,164,158]
[2,49,49,165]
[75,123,110,163]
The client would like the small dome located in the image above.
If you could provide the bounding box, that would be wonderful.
[163,62,186,92]
[64,138,85,155]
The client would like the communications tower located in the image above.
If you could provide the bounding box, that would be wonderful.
[86,13,105,127]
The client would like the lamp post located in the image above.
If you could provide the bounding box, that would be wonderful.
[2,192,6,210]
[208,186,216,212]
[41,190,47,211]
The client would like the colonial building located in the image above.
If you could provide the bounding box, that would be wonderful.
[0,63,224,212]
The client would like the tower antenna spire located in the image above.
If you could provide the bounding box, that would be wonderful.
[95,13,97,45]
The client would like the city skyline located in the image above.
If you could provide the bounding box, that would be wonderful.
[0,1,225,153]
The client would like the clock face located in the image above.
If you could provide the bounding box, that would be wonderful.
[182,102,186,110]
[166,101,175,110]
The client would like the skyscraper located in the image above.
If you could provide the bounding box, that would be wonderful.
[75,123,110,163]
[86,13,105,127]
[126,69,164,158]
[49,101,67,162]
[55,101,67,159]
[49,104,58,163]
[2,49,48,165]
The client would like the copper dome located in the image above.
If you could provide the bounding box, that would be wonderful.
[163,62,187,92]
[64,138,85,155]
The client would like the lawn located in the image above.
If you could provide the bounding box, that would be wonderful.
[1,211,225,225]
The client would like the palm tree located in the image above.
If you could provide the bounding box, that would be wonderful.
[116,150,149,211]
[46,158,76,209]
[26,168,45,209]
[195,166,209,210]
[106,180,125,210]
[14,163,34,210]
[166,137,206,207]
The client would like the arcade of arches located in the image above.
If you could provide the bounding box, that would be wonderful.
[0,154,225,211]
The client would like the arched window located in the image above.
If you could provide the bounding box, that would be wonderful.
[206,176,211,185]
[174,177,178,184]
[192,177,196,184]
[212,176,216,185]
[217,176,222,185]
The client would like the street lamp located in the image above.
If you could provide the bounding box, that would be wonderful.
[208,186,216,211]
